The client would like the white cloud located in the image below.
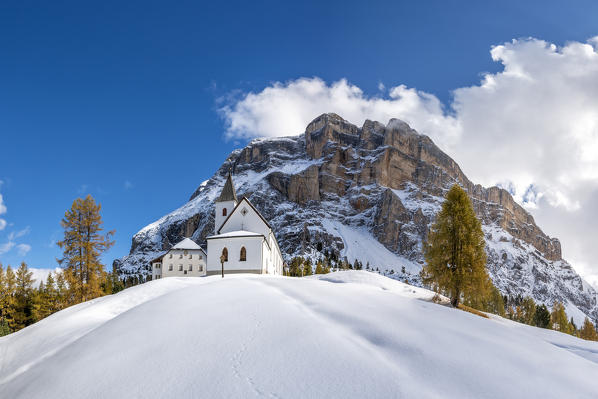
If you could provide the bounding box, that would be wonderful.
[0,241,15,255]
[220,37,598,287]
[0,193,6,215]
[29,267,62,287]
[0,219,6,231]
[16,243,31,256]
[220,77,460,147]
[8,226,30,241]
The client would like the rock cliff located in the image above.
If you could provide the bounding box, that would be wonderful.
[114,113,597,322]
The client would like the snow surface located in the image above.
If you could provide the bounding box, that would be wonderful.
[1,272,597,398]
[207,230,264,238]
[319,218,421,274]
[172,237,203,250]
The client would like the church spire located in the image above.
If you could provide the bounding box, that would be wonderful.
[217,170,237,202]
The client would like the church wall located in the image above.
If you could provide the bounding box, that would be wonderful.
[207,236,264,274]
[218,200,270,237]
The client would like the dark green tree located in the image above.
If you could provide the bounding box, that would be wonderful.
[421,185,489,307]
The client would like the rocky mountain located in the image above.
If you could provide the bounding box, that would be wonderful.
[114,113,598,322]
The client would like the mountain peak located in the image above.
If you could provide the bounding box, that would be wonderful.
[115,114,597,323]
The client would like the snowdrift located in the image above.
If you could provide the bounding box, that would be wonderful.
[1,271,597,398]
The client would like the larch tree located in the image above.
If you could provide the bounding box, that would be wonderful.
[13,262,34,330]
[57,195,115,304]
[421,184,489,307]
[550,301,573,334]
[579,317,598,341]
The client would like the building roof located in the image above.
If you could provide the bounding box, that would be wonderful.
[172,237,204,251]
[216,196,272,235]
[206,230,264,239]
[217,172,237,202]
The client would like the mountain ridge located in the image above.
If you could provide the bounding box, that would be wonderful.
[114,113,597,322]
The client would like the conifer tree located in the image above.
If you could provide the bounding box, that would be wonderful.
[0,264,11,336]
[579,317,598,341]
[550,301,572,334]
[534,304,551,329]
[519,297,537,325]
[421,184,489,307]
[12,262,34,330]
[57,195,115,304]
[315,260,324,274]
[303,258,313,276]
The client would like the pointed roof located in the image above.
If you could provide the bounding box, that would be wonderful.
[172,237,204,251]
[217,171,237,202]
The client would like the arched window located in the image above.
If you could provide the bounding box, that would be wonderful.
[221,247,228,262]
[222,208,227,216]
[240,246,246,261]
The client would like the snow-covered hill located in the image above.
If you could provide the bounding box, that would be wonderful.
[114,113,597,323]
[1,272,597,398]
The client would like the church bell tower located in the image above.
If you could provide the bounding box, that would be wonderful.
[214,171,237,233]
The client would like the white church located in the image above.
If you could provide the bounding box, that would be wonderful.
[151,173,284,279]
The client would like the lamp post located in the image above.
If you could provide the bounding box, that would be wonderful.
[220,254,225,278]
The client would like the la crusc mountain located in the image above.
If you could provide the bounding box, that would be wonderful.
[114,113,597,321]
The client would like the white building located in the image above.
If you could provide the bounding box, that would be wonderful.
[206,172,284,275]
[151,238,207,280]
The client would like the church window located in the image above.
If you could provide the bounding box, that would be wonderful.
[240,247,247,261]
[241,207,248,216]
[222,247,228,262]
[188,264,193,271]
[222,208,227,216]
[169,264,173,271]
[179,264,183,271]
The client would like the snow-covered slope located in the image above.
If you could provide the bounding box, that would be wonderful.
[114,113,598,323]
[1,272,597,398]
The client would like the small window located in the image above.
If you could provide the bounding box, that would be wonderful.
[240,246,246,261]
[184,250,188,256]
[169,264,173,271]
[222,208,227,216]
[169,254,173,259]
[222,247,228,262]
[199,265,203,272]
[188,264,193,271]
[179,254,183,259]
[189,254,192,259]
[179,264,183,271]
[200,255,203,260]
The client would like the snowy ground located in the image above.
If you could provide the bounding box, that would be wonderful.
[1,271,597,398]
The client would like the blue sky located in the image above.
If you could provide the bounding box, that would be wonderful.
[2,0,598,274]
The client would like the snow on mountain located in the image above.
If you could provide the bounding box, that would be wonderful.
[1,272,597,398]
[114,113,598,322]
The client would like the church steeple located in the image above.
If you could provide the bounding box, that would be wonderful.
[214,171,238,234]
[217,171,237,203]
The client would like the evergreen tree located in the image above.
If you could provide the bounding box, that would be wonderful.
[550,301,572,334]
[0,264,11,336]
[519,297,537,325]
[303,258,313,276]
[55,271,67,310]
[579,317,598,341]
[421,185,489,307]
[57,195,115,304]
[315,260,324,274]
[12,262,34,330]
[533,303,551,329]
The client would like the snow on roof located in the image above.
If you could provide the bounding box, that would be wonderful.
[207,230,264,239]
[172,238,203,250]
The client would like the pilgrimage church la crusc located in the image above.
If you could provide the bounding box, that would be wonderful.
[151,173,284,279]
